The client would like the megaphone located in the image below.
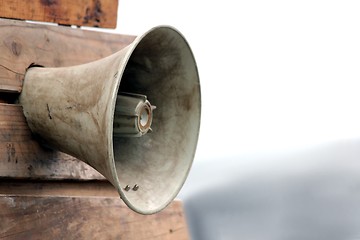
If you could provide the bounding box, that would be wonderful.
[19,26,201,214]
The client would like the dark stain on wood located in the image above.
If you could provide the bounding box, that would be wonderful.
[83,0,103,27]
[40,0,58,6]
[6,143,16,163]
[4,143,19,164]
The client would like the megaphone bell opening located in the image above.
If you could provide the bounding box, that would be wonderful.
[110,26,201,214]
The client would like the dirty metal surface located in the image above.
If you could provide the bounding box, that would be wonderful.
[18,26,201,214]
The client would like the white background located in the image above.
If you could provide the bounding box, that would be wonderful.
[113,1,360,239]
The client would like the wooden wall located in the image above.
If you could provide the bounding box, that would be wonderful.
[0,1,190,239]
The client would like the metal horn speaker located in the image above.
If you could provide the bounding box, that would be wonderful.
[19,26,201,214]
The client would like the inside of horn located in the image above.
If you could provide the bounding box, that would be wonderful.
[112,27,200,213]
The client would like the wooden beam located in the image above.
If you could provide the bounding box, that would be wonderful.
[0,181,189,240]
[0,180,119,197]
[0,0,118,28]
[0,197,188,239]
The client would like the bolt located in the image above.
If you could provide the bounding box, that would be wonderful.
[124,185,130,191]
[133,184,139,191]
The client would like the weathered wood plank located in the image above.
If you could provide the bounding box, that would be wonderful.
[0,0,118,28]
[0,180,119,197]
[0,18,135,93]
[0,182,188,240]
[0,197,188,240]
[0,103,105,180]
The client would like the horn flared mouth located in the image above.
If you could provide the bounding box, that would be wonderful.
[109,26,201,214]
[19,26,200,215]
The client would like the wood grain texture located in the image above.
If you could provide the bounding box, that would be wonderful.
[0,0,118,28]
[0,190,188,240]
[0,18,135,180]
[0,103,105,180]
[0,197,188,240]
[0,180,119,197]
[0,18,135,93]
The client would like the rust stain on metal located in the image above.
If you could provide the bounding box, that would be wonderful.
[11,41,22,56]
[181,95,192,111]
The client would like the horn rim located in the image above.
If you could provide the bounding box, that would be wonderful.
[107,25,201,214]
